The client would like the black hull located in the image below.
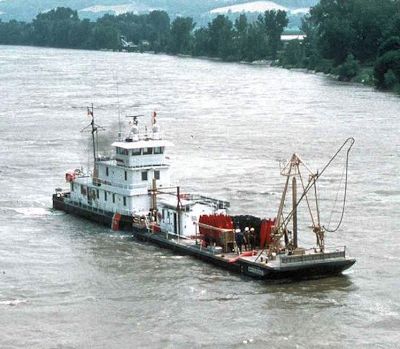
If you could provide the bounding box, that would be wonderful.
[53,194,133,230]
[239,259,356,280]
[53,195,355,281]
[132,229,241,274]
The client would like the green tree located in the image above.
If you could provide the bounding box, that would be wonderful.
[336,53,360,81]
[350,0,396,62]
[234,14,249,61]
[374,39,400,89]
[378,36,400,57]
[306,0,399,64]
[384,69,399,89]
[169,17,194,54]
[91,23,119,50]
[31,7,81,47]
[0,20,32,45]
[192,27,210,56]
[147,10,170,52]
[207,15,235,60]
[244,21,268,61]
[281,39,304,67]
[308,1,354,65]
[260,10,288,59]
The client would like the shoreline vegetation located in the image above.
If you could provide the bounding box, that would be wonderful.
[1,1,399,94]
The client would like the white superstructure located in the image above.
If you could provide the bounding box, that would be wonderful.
[62,111,229,236]
[65,114,172,216]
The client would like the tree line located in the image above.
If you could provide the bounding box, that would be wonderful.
[280,0,400,92]
[0,7,288,61]
[1,1,400,92]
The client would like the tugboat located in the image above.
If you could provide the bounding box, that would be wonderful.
[53,106,356,280]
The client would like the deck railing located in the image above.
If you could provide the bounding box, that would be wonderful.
[280,250,346,264]
[184,194,230,209]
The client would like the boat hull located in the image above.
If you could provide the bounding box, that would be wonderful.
[239,258,356,280]
[53,194,133,230]
[132,229,241,273]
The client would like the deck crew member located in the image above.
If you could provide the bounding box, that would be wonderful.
[243,227,250,251]
[249,227,256,250]
[235,228,244,254]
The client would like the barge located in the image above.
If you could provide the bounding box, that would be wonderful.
[53,106,356,280]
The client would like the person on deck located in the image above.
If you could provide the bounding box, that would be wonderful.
[243,227,250,251]
[249,227,256,250]
[235,228,244,254]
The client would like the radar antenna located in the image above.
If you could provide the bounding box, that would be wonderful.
[126,114,144,125]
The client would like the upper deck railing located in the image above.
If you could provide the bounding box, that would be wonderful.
[184,194,230,209]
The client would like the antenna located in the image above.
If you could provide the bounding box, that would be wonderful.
[112,71,123,141]
[117,81,122,141]
[81,104,105,166]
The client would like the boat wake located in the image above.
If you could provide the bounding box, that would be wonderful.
[0,299,28,306]
[3,207,63,217]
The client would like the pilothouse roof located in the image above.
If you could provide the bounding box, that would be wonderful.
[111,110,174,149]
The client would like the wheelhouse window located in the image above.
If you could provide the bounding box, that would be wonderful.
[143,147,153,155]
[124,171,127,181]
[132,148,141,156]
[123,197,127,206]
[116,147,129,155]
[106,167,109,176]
[104,191,107,201]
[141,171,148,181]
[96,189,99,199]
[154,170,160,180]
[154,147,164,154]
[112,193,115,203]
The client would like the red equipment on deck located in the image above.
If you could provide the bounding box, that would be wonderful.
[198,214,233,246]
[260,218,275,249]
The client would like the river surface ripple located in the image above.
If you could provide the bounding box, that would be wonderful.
[0,46,399,348]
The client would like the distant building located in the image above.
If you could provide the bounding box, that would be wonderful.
[281,34,306,42]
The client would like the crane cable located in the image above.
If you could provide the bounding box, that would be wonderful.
[327,162,346,229]
[323,137,354,233]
